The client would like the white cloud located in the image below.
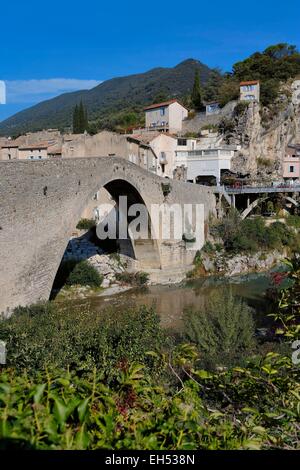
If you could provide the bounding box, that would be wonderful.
[4,78,101,104]
[0,81,6,104]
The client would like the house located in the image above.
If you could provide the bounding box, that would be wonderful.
[130,132,197,178]
[47,143,62,158]
[175,146,236,185]
[0,140,20,160]
[126,135,158,173]
[205,102,220,115]
[144,99,188,133]
[18,142,48,160]
[240,80,260,102]
[282,144,300,182]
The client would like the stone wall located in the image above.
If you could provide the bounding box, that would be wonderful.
[0,157,216,313]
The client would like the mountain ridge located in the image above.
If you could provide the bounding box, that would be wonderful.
[0,59,214,136]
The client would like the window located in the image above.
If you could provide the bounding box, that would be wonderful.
[160,108,166,116]
[177,139,187,146]
[289,165,295,173]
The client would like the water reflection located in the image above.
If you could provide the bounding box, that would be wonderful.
[76,272,272,331]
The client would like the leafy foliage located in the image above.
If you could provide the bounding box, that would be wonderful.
[66,260,103,287]
[212,212,298,253]
[76,218,96,230]
[1,273,300,449]
[115,271,149,286]
[191,71,202,110]
[73,100,88,134]
[0,305,165,375]
[183,289,256,368]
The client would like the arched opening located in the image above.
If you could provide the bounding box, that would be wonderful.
[51,178,161,297]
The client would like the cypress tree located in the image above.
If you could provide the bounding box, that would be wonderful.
[191,70,202,110]
[72,104,80,133]
[78,101,85,133]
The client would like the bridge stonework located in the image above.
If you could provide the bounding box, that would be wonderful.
[0,157,216,313]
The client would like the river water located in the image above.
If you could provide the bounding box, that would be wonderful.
[70,272,272,331]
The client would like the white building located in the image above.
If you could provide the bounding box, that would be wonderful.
[240,80,260,102]
[144,99,188,133]
[175,147,235,185]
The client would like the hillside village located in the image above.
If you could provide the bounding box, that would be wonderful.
[1,78,300,190]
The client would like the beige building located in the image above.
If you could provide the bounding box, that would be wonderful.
[62,131,157,172]
[130,132,197,178]
[144,99,188,133]
[0,141,20,160]
[18,142,48,160]
[240,80,260,102]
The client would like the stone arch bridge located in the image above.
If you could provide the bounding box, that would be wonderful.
[0,157,216,313]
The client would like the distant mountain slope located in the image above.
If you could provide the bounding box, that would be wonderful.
[0,59,214,136]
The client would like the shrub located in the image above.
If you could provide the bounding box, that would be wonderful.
[183,289,256,368]
[66,260,103,287]
[257,157,273,168]
[234,101,249,116]
[76,218,96,230]
[0,304,166,375]
[212,213,298,253]
[116,271,149,286]
[286,215,300,228]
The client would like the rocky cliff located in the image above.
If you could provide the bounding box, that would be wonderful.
[228,80,300,179]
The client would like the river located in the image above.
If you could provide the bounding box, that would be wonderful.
[68,272,272,331]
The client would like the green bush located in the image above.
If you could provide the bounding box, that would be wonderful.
[76,219,96,230]
[286,215,300,228]
[116,271,149,286]
[66,260,103,287]
[0,304,166,375]
[183,289,256,368]
[212,214,298,253]
[234,101,249,116]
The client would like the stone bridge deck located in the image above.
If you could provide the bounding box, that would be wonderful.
[0,157,216,313]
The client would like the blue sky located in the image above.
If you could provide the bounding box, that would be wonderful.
[0,0,299,121]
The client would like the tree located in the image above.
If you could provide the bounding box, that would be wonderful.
[203,68,223,102]
[73,101,88,134]
[191,70,202,110]
[72,104,80,134]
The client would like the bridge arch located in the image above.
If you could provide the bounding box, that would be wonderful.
[0,157,216,313]
[240,195,298,219]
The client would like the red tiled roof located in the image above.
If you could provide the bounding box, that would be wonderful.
[19,142,49,150]
[144,99,187,111]
[240,80,259,86]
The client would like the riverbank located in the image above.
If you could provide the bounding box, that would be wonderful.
[192,248,287,277]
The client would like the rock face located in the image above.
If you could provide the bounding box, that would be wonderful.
[181,101,237,134]
[63,232,130,287]
[202,250,286,277]
[229,81,300,179]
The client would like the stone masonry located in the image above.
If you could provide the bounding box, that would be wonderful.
[0,156,216,313]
